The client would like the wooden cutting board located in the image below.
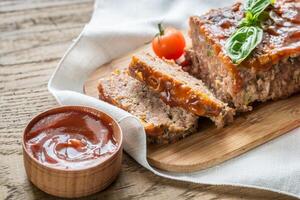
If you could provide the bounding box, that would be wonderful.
[84,42,300,173]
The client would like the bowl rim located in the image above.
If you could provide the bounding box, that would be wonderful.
[22,105,123,172]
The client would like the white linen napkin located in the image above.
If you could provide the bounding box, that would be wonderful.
[48,0,300,197]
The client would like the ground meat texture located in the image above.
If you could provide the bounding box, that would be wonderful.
[128,54,235,128]
[188,0,300,111]
[97,70,198,144]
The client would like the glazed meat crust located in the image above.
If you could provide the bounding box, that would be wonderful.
[188,0,300,111]
[128,54,235,127]
[98,70,199,144]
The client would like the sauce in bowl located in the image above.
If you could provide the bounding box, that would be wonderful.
[24,109,118,169]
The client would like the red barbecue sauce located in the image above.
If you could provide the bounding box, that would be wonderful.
[24,110,118,169]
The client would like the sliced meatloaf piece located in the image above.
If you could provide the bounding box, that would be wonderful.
[128,54,235,128]
[189,0,300,111]
[97,69,198,144]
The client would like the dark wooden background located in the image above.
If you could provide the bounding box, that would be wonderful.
[0,1,297,199]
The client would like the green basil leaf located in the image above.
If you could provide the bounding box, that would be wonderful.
[225,26,263,64]
[239,11,257,26]
[245,0,274,18]
[225,0,275,64]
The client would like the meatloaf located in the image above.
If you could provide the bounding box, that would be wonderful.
[188,0,300,111]
[128,54,235,128]
[97,69,199,144]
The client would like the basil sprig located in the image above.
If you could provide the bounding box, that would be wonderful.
[225,26,263,64]
[225,0,275,64]
[245,0,275,17]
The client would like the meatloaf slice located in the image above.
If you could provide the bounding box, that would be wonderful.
[128,54,235,128]
[189,0,300,111]
[97,69,198,144]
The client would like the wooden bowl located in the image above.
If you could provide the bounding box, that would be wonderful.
[22,106,123,198]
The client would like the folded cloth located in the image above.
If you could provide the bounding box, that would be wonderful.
[48,0,300,197]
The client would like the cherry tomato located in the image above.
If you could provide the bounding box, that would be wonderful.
[152,24,186,60]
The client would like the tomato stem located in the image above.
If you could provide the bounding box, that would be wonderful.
[158,23,164,36]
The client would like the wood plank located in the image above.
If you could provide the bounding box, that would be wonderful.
[84,42,300,172]
[0,0,298,199]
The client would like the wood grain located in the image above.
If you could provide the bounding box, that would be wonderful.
[147,96,300,172]
[84,43,300,172]
[0,0,298,199]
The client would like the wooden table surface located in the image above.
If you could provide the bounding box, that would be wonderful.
[0,1,297,199]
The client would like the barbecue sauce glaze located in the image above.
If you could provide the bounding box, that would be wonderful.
[25,110,118,169]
